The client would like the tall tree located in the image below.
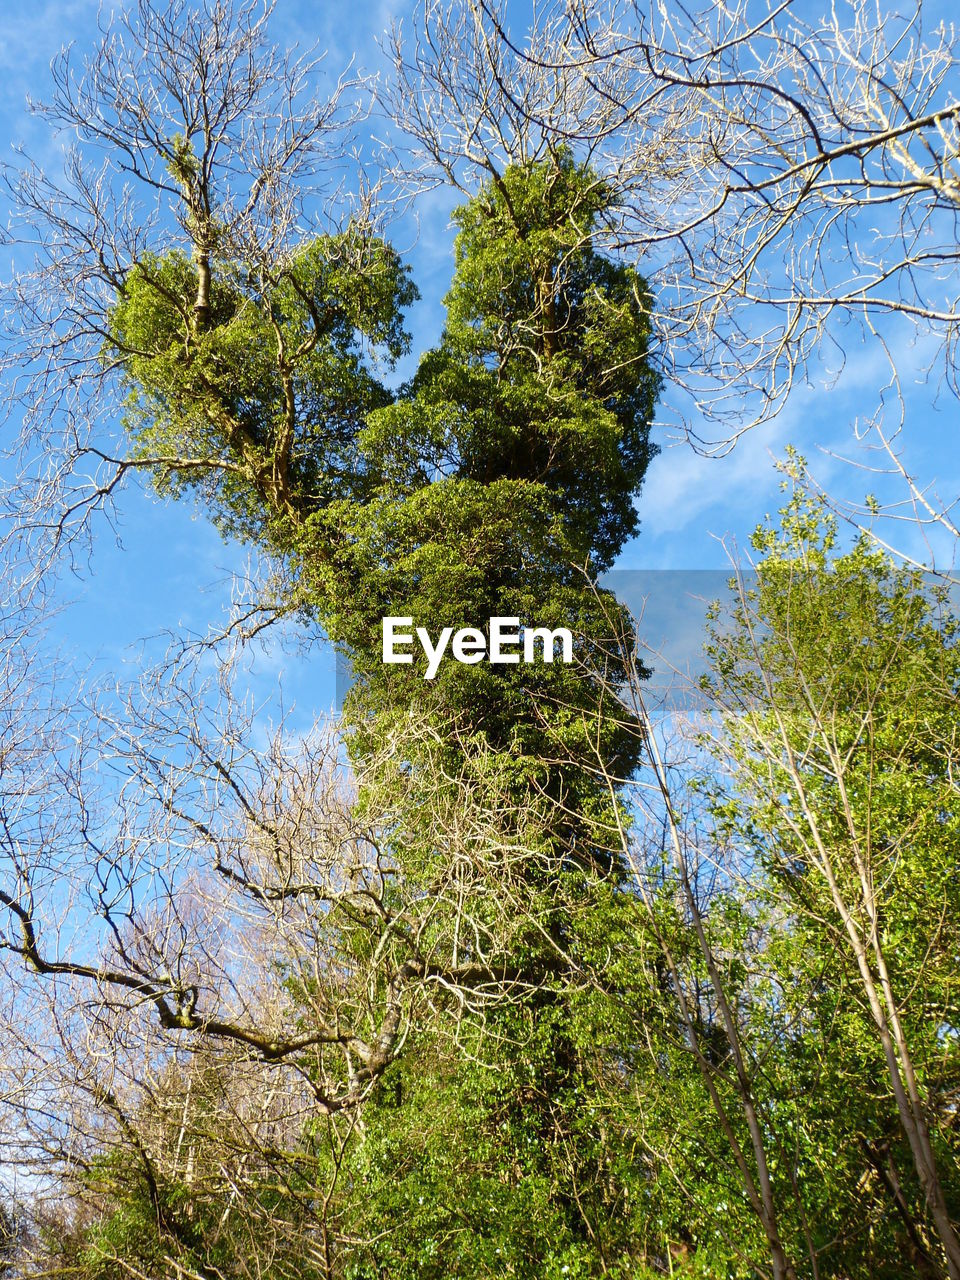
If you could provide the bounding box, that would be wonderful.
[1,2,660,1274]
[105,148,661,1276]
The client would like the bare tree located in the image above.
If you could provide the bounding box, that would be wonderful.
[1,662,562,1115]
[387,0,960,560]
[447,0,960,424]
[0,636,583,1275]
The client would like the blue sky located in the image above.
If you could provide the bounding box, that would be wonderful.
[1,0,957,723]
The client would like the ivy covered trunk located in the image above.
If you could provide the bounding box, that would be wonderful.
[107,147,660,1274]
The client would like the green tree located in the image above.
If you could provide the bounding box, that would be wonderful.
[2,5,661,1274]
[696,486,960,1277]
[576,479,960,1280]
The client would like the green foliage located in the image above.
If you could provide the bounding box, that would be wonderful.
[0,1203,17,1278]
[109,228,417,547]
[363,149,659,569]
[708,489,960,1014]
[90,173,960,1280]
[695,487,960,1276]
[87,148,662,1280]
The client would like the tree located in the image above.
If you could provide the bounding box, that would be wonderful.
[601,486,960,1278]
[1,654,586,1276]
[13,2,959,1275]
[454,0,960,416]
[697,488,960,1275]
[1,1,662,1274]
